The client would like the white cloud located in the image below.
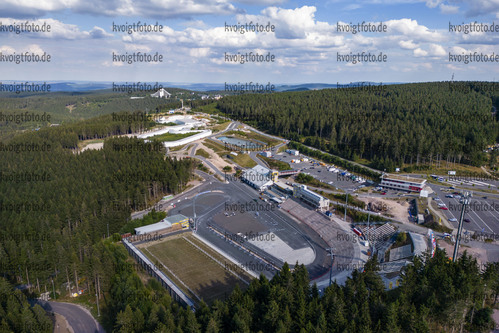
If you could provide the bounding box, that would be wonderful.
[425,0,443,9]
[439,3,459,14]
[414,48,428,56]
[0,44,49,55]
[428,43,446,56]
[0,45,16,53]
[344,4,362,10]
[189,47,211,57]
[386,19,444,42]
[0,0,239,18]
[234,0,286,4]
[0,18,111,39]
[463,0,499,18]
[399,40,418,49]
[258,6,319,39]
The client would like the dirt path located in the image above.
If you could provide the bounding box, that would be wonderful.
[191,141,232,172]
[437,239,489,267]
[357,197,411,223]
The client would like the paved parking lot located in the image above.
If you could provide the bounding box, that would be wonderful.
[430,187,499,235]
[273,152,371,191]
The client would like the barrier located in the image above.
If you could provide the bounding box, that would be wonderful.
[122,238,196,310]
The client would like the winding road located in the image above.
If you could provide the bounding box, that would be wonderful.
[34,300,105,333]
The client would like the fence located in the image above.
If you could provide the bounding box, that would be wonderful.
[122,238,196,310]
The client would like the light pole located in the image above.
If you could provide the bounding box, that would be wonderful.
[51,278,55,300]
[453,191,472,262]
[326,248,334,286]
[344,192,349,222]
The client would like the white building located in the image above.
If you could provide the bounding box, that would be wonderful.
[259,151,272,158]
[135,219,172,235]
[292,184,329,210]
[150,88,172,98]
[241,165,274,191]
[380,174,427,192]
[286,149,299,156]
[135,214,189,235]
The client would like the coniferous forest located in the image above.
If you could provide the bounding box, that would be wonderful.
[0,84,498,332]
[0,111,194,331]
[217,82,499,171]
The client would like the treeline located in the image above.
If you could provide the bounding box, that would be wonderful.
[0,278,53,332]
[203,250,497,333]
[0,92,182,122]
[96,238,199,332]
[0,113,194,318]
[0,92,186,141]
[217,82,499,171]
[103,248,496,332]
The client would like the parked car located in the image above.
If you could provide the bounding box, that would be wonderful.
[439,206,448,210]
[449,218,458,222]
[464,218,470,223]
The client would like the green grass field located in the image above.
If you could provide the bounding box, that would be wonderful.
[195,148,210,158]
[142,234,251,305]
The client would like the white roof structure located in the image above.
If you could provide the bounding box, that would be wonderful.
[150,88,172,98]
[409,232,428,257]
[135,219,172,235]
[252,165,270,176]
[242,165,273,190]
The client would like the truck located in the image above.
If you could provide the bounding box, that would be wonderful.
[352,227,363,238]
[270,197,283,204]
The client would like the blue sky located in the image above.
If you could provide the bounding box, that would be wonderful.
[0,0,498,84]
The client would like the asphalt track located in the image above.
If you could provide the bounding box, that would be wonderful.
[34,300,105,333]
[167,175,332,280]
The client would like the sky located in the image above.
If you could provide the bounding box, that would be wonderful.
[0,0,499,84]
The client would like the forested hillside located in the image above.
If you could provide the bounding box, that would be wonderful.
[97,244,499,332]
[0,112,194,324]
[217,82,499,171]
[0,89,213,141]
[0,279,53,332]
